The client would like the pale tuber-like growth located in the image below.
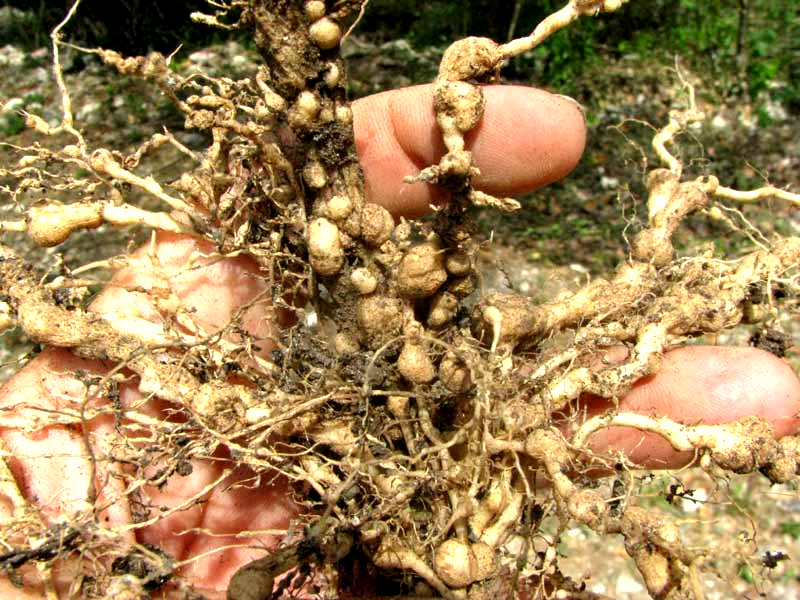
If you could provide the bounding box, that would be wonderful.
[27,200,103,247]
[309,17,342,50]
[307,217,345,276]
[396,241,449,298]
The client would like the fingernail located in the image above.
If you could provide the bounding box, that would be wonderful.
[554,93,586,123]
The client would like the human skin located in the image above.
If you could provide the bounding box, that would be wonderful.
[0,84,798,598]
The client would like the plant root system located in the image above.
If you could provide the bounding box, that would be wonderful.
[0,1,798,599]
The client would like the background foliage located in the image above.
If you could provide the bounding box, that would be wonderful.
[360,0,800,109]
[3,0,797,112]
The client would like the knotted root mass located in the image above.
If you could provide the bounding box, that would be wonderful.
[0,1,798,599]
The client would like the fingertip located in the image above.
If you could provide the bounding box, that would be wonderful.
[469,86,586,197]
[90,233,276,350]
[352,85,441,217]
[352,84,587,217]
[584,346,800,468]
[625,346,800,434]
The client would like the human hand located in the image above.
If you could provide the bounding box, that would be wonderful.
[0,85,797,599]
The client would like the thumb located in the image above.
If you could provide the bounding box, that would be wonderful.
[352,84,586,218]
[581,346,800,468]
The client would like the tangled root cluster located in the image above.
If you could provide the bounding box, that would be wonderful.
[1,1,799,599]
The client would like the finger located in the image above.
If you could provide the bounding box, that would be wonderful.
[0,348,137,530]
[137,464,299,591]
[352,84,586,217]
[0,348,300,595]
[581,346,800,468]
[77,234,303,591]
[90,232,277,358]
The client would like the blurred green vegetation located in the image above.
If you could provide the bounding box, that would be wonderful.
[2,1,796,111]
[781,520,800,540]
[361,0,799,110]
